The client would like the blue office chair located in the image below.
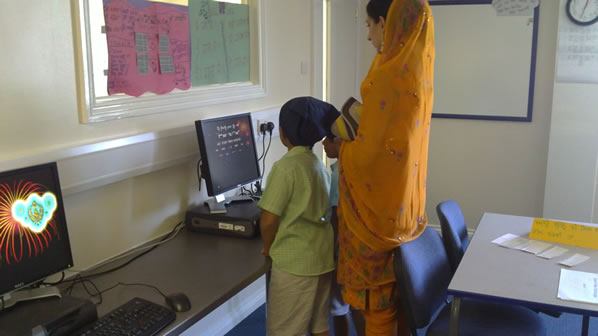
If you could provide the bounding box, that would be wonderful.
[436,200,469,273]
[394,227,546,336]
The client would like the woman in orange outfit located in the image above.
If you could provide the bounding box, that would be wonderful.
[335,0,435,334]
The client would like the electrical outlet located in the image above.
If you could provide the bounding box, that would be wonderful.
[256,119,266,135]
[257,120,275,135]
[251,108,280,140]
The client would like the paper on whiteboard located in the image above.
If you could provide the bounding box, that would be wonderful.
[103,0,191,96]
[492,0,539,16]
[556,4,598,84]
[558,269,598,304]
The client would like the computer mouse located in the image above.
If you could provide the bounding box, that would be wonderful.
[165,293,191,312]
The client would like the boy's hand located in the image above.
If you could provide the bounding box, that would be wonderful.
[260,247,270,256]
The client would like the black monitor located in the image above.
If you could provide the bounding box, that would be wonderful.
[0,162,74,307]
[195,113,261,212]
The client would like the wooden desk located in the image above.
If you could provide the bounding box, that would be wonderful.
[68,228,269,335]
[448,213,598,336]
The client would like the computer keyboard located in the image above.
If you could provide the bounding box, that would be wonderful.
[76,297,176,336]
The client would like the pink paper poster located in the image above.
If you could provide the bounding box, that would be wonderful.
[104,0,191,96]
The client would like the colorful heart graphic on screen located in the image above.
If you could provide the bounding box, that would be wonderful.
[11,192,57,233]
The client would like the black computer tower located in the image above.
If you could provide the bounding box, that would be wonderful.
[185,200,261,238]
[0,295,97,336]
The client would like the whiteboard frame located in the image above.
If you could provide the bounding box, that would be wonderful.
[429,0,539,122]
[71,0,267,123]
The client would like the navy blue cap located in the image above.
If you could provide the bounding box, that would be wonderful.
[279,97,340,147]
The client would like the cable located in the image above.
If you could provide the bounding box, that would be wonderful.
[63,221,184,283]
[94,282,168,301]
[255,133,263,161]
[66,221,183,275]
[240,186,253,197]
[81,278,103,305]
[261,133,272,179]
[77,221,183,279]
[253,132,272,195]
[67,278,168,307]
[64,275,102,304]
[196,158,202,192]
[65,276,76,296]
[257,130,267,161]
[41,271,65,286]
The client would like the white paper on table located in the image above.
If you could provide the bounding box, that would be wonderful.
[492,233,519,245]
[537,246,568,259]
[504,237,530,250]
[492,233,529,249]
[559,253,591,267]
[518,240,552,255]
[557,269,598,304]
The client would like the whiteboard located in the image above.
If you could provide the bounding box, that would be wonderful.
[430,1,539,121]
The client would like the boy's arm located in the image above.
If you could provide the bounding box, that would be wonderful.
[259,210,280,256]
[257,161,290,256]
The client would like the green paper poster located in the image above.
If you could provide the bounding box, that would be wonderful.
[189,0,250,86]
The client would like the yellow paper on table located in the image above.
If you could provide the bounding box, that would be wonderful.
[530,218,598,250]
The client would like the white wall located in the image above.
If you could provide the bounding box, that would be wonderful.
[330,1,558,229]
[0,0,314,160]
[328,0,360,107]
[427,1,558,229]
[328,0,374,107]
[543,0,598,223]
[0,0,319,271]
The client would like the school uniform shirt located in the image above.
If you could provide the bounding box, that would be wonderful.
[258,146,334,276]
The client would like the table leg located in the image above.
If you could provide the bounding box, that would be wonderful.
[449,297,461,336]
[581,315,589,336]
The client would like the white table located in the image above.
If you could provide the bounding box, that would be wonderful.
[447,213,598,336]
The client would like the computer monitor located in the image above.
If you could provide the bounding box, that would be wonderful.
[195,113,261,212]
[0,162,74,306]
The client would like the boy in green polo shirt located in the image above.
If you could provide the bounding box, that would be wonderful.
[258,96,339,336]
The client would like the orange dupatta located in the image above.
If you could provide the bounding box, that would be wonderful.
[337,0,435,310]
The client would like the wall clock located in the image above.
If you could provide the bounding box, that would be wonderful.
[566,0,598,26]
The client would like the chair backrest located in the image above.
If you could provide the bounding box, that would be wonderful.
[394,227,453,334]
[436,200,470,272]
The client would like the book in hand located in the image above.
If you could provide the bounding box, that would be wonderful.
[331,97,362,141]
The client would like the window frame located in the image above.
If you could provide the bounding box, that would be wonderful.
[71,0,267,123]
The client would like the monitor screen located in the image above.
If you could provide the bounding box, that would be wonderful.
[0,162,73,297]
[195,113,261,196]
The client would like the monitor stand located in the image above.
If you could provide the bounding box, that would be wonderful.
[2,286,61,309]
[204,194,254,214]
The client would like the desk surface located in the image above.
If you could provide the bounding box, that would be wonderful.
[448,212,598,316]
[68,228,269,335]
